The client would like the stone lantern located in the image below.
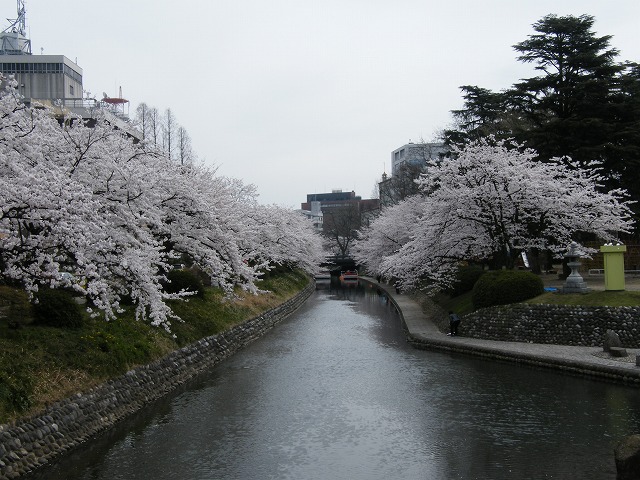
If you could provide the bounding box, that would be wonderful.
[562,241,588,293]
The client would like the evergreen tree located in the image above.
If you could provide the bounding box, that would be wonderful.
[606,62,640,204]
[443,86,511,145]
[509,14,623,164]
[443,14,640,211]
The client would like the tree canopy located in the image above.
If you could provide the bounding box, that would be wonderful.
[443,14,640,208]
[0,77,323,329]
[354,138,634,291]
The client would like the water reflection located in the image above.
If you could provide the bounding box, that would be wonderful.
[27,285,640,480]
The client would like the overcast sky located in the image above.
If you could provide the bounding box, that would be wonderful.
[11,0,640,207]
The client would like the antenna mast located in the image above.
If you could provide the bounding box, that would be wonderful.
[4,0,27,36]
[1,0,31,54]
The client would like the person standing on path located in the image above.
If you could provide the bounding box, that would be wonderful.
[449,311,460,336]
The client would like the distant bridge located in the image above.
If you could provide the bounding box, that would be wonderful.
[322,255,358,274]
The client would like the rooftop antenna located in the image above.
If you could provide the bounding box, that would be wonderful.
[4,0,27,36]
[1,0,31,54]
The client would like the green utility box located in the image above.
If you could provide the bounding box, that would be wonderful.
[600,244,627,291]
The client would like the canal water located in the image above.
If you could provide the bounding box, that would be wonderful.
[28,283,640,479]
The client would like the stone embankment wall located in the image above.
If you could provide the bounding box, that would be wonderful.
[462,304,640,347]
[0,281,315,479]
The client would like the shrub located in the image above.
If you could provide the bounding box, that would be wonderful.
[0,286,31,329]
[444,264,486,297]
[32,288,84,328]
[163,269,205,298]
[472,270,544,310]
[188,265,213,287]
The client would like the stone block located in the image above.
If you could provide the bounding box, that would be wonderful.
[603,329,623,352]
[637,354,640,367]
[609,347,628,358]
[615,434,640,480]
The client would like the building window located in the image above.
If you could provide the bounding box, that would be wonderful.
[69,84,74,95]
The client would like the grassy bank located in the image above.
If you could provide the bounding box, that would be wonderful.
[0,269,310,424]
[526,290,640,307]
[429,287,640,333]
[436,289,640,314]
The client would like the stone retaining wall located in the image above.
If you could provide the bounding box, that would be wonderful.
[0,281,315,479]
[462,304,640,347]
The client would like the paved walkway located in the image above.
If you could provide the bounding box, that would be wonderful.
[541,271,640,291]
[361,277,640,386]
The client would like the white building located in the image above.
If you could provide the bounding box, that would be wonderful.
[299,201,323,232]
[391,142,448,176]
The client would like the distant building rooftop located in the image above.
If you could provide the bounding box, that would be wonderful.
[0,1,141,140]
[306,190,360,203]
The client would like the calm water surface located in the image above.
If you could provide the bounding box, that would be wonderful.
[28,283,640,479]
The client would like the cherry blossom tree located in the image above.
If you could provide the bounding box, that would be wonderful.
[354,138,634,291]
[0,76,322,329]
[352,195,424,276]
[245,203,324,275]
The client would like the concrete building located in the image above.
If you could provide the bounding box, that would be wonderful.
[380,141,450,207]
[391,141,448,176]
[0,54,84,106]
[300,189,379,260]
[301,190,361,209]
[300,189,380,232]
[299,191,360,234]
[0,1,140,140]
[301,190,379,219]
[0,1,81,106]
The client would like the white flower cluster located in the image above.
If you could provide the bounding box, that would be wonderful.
[354,138,634,291]
[0,77,323,329]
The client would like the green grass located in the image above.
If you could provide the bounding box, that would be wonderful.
[432,291,475,316]
[526,289,640,307]
[168,270,309,346]
[0,269,310,423]
[432,286,640,322]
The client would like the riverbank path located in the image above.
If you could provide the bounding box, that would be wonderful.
[362,276,640,386]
